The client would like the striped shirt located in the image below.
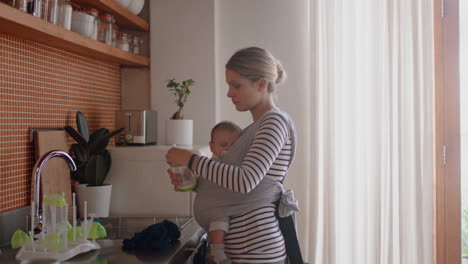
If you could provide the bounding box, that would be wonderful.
[195,110,295,263]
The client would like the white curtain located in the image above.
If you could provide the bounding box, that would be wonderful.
[308,0,434,263]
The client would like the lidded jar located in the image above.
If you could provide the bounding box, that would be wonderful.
[97,13,114,45]
[131,36,142,55]
[117,33,130,52]
[112,25,119,48]
[81,8,99,40]
[57,0,72,30]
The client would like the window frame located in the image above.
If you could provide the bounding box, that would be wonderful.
[433,0,461,263]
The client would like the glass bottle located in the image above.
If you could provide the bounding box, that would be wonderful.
[131,36,142,55]
[57,0,72,30]
[82,8,99,40]
[117,33,130,52]
[16,0,28,12]
[46,0,59,24]
[98,13,114,45]
[112,25,119,47]
[40,0,48,21]
[28,0,43,18]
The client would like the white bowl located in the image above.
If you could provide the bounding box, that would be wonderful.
[115,0,131,8]
[71,11,95,38]
[128,0,144,15]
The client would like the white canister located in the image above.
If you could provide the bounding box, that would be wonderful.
[165,119,193,146]
[74,184,112,218]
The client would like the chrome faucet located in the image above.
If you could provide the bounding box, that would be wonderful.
[32,150,77,225]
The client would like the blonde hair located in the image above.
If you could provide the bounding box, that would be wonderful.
[225,47,286,93]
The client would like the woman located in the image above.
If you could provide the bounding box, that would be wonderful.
[166,47,297,264]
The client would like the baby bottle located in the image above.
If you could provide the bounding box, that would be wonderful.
[170,166,197,192]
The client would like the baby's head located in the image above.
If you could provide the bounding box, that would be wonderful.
[210,121,242,158]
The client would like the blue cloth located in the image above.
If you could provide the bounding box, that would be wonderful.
[122,220,180,251]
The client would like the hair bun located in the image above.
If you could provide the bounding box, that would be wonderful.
[275,60,287,84]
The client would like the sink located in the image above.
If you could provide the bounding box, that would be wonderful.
[97,216,194,240]
[0,216,205,264]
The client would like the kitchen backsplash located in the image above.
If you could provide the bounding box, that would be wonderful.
[0,33,121,214]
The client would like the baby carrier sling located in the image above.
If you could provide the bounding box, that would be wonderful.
[220,109,304,264]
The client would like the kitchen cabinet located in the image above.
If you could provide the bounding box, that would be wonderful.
[0,2,149,67]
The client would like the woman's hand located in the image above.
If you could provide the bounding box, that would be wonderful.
[167,169,181,191]
[165,147,192,167]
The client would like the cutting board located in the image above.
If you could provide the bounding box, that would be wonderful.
[33,130,73,211]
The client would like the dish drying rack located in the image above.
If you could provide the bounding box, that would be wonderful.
[14,193,100,262]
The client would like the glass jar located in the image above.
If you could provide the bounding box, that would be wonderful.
[131,36,142,55]
[98,13,114,45]
[112,25,119,48]
[40,0,48,20]
[58,0,72,30]
[28,0,43,18]
[16,0,28,12]
[117,33,130,52]
[46,0,59,24]
[82,8,99,40]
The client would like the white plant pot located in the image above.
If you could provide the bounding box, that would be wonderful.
[74,184,112,218]
[165,119,193,146]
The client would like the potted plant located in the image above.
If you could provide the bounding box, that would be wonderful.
[64,111,124,218]
[165,78,195,145]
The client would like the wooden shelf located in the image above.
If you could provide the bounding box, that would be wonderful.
[0,3,149,67]
[71,0,149,31]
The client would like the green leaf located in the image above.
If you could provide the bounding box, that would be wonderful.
[89,127,124,155]
[86,155,107,186]
[107,127,125,138]
[76,111,90,142]
[103,150,111,175]
[71,143,87,162]
[64,126,88,148]
[89,128,109,145]
[90,128,110,153]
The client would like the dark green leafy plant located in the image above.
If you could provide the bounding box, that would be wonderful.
[64,111,124,186]
[166,78,195,119]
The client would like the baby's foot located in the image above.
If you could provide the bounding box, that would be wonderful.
[208,243,232,264]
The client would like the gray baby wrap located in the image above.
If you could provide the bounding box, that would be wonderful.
[193,109,298,232]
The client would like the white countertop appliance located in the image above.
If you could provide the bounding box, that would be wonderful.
[115,110,157,146]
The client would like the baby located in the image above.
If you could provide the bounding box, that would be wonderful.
[206,121,242,264]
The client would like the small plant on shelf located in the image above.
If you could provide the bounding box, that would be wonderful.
[64,111,124,186]
[166,78,195,119]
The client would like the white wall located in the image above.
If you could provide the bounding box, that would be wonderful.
[150,0,216,146]
[215,1,311,258]
[150,0,311,260]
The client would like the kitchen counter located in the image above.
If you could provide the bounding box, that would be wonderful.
[0,217,205,264]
